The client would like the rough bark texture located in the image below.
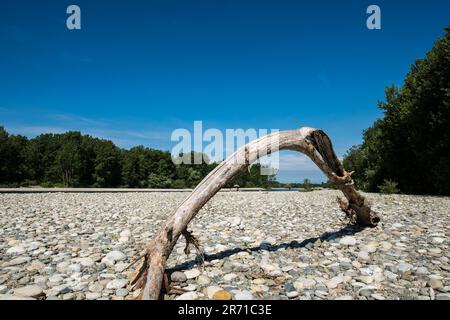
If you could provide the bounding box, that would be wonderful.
[129,127,381,300]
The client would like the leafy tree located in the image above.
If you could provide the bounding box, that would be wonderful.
[0,127,281,189]
[93,140,122,187]
[378,179,400,194]
[344,28,450,195]
[0,127,29,185]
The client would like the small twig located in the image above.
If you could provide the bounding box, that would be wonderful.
[182,229,205,266]
[123,251,147,272]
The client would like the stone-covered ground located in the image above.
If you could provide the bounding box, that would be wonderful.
[0,190,449,300]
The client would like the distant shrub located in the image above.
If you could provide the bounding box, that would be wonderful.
[40,181,54,188]
[378,179,400,194]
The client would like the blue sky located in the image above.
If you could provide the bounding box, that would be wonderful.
[1,0,449,182]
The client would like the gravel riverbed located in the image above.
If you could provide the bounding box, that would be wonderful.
[0,190,449,300]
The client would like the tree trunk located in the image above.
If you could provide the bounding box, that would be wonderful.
[129,127,380,300]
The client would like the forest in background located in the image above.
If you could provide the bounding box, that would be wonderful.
[343,28,449,195]
[0,127,280,189]
[0,126,328,190]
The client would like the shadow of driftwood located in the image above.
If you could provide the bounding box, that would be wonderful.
[167,224,366,274]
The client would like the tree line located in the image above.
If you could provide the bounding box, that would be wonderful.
[343,28,450,195]
[0,128,275,189]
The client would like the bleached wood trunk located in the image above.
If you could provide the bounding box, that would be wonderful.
[129,127,380,300]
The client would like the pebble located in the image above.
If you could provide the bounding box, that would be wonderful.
[85,292,101,300]
[213,290,232,300]
[435,293,450,300]
[13,285,43,297]
[335,295,353,300]
[79,258,95,267]
[106,279,128,290]
[286,291,299,298]
[197,275,211,286]
[357,251,371,262]
[371,293,385,300]
[339,236,357,246]
[234,290,254,300]
[6,246,26,255]
[115,288,128,297]
[4,257,31,267]
[428,277,443,289]
[171,271,187,282]
[0,294,35,300]
[294,278,316,290]
[223,273,237,282]
[205,286,223,299]
[0,190,448,301]
[105,251,126,262]
[358,286,376,297]
[175,292,199,300]
[184,269,201,279]
[398,263,414,275]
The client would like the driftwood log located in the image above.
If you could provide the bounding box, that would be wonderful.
[129,127,381,300]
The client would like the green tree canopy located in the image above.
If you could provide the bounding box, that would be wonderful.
[344,28,450,195]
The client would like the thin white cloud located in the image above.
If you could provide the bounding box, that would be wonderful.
[49,113,105,127]
[278,153,320,171]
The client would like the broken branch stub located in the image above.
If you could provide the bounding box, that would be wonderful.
[129,127,381,300]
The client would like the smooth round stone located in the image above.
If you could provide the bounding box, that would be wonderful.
[13,285,43,297]
[429,248,442,255]
[397,263,414,274]
[335,295,353,300]
[85,292,101,300]
[68,264,81,273]
[294,278,316,290]
[357,251,371,262]
[106,279,128,290]
[55,261,70,273]
[357,286,376,297]
[213,290,232,300]
[197,275,211,286]
[371,293,385,300]
[326,275,344,289]
[435,293,450,300]
[120,229,131,238]
[175,292,199,300]
[223,273,237,282]
[415,267,429,275]
[114,262,128,273]
[79,258,95,267]
[115,288,128,297]
[428,277,443,289]
[105,251,126,262]
[0,294,35,300]
[339,236,357,246]
[204,286,223,299]
[184,269,200,279]
[286,291,299,298]
[253,278,266,285]
[88,282,104,292]
[234,290,254,300]
[27,260,46,271]
[171,271,187,282]
[184,284,197,291]
[6,246,26,255]
[62,293,76,300]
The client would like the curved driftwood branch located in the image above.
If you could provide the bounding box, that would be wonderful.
[129,127,380,300]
